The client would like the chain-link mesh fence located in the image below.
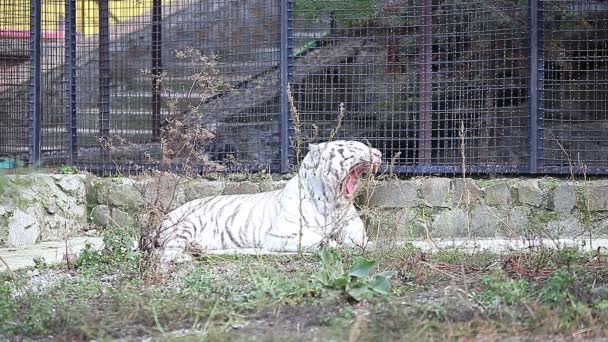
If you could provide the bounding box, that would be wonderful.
[0,1,32,167]
[0,0,607,175]
[542,0,608,174]
[291,0,531,173]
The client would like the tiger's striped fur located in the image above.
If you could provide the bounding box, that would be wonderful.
[157,140,382,264]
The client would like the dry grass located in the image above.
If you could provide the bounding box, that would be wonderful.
[2,241,608,341]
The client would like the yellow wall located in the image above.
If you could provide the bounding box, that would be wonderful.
[0,0,163,36]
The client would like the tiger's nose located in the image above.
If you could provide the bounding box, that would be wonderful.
[371,148,382,161]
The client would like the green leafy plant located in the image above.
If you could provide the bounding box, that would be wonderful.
[473,270,530,314]
[541,269,575,304]
[58,165,79,174]
[75,228,139,273]
[540,269,588,328]
[315,248,395,301]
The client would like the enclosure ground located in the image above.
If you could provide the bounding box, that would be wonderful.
[2,236,608,341]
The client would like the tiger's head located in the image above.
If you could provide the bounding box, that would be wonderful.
[299,140,382,202]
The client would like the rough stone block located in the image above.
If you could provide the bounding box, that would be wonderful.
[471,205,502,237]
[111,208,131,228]
[184,180,225,202]
[365,208,425,240]
[584,182,608,212]
[507,206,530,236]
[223,181,260,195]
[85,174,98,205]
[421,178,451,208]
[8,208,40,247]
[90,205,111,227]
[2,175,88,243]
[593,219,608,237]
[96,178,144,211]
[55,175,86,198]
[517,179,544,207]
[551,183,576,213]
[259,180,288,192]
[138,175,186,211]
[364,180,418,209]
[547,214,583,238]
[483,182,512,206]
[451,178,482,205]
[431,208,467,237]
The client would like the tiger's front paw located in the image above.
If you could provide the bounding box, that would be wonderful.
[159,247,193,266]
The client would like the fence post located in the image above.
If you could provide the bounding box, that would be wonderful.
[280,0,294,173]
[65,0,77,163]
[418,0,433,166]
[528,0,544,173]
[98,0,110,140]
[151,0,162,142]
[30,0,42,167]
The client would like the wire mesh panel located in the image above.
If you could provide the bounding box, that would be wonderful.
[157,0,282,171]
[542,0,608,174]
[0,1,32,166]
[291,0,530,173]
[2,0,608,175]
[67,0,282,172]
[40,0,69,166]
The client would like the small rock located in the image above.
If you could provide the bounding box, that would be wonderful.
[84,229,98,237]
[8,208,40,247]
[0,206,5,216]
[90,205,111,227]
[46,203,58,214]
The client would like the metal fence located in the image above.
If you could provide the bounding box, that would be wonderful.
[0,0,607,175]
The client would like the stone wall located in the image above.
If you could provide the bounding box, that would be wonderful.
[0,174,87,247]
[360,178,608,242]
[1,173,607,248]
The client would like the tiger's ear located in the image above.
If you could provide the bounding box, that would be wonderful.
[307,143,321,160]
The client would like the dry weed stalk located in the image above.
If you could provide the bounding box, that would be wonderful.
[101,47,233,271]
[287,84,370,254]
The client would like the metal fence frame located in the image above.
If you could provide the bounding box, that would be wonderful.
[2,0,607,175]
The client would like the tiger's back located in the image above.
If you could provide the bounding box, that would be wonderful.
[159,189,282,253]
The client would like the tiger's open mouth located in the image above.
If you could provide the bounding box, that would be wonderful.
[342,162,381,200]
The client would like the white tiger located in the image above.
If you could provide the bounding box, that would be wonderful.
[156,140,382,264]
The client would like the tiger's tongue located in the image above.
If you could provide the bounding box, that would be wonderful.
[344,164,368,199]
